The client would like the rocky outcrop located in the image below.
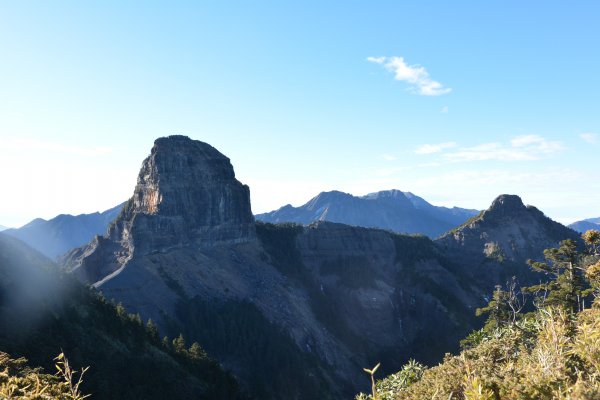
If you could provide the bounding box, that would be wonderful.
[64,135,255,284]
[436,194,581,288]
[255,189,478,238]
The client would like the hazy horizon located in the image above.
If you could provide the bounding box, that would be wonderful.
[1,2,599,227]
[0,169,584,228]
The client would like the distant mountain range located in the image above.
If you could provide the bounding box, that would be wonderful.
[569,217,600,233]
[4,203,124,259]
[255,189,479,238]
[6,190,477,261]
[0,225,7,231]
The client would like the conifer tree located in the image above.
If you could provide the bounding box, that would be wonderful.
[173,334,186,354]
[476,277,525,330]
[146,319,160,343]
[162,336,170,350]
[189,342,207,360]
[526,239,591,312]
[583,229,600,255]
[115,302,126,318]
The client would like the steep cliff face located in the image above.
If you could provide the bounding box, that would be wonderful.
[288,222,480,366]
[64,135,255,284]
[124,135,255,250]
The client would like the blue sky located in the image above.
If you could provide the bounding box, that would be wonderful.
[1,1,599,227]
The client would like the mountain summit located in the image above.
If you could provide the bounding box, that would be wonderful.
[440,194,578,258]
[117,135,255,250]
[65,135,255,283]
[437,194,580,288]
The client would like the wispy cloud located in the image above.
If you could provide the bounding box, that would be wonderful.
[442,135,563,162]
[441,106,449,113]
[580,133,598,144]
[381,153,397,161]
[367,56,451,96]
[413,168,582,187]
[414,142,457,155]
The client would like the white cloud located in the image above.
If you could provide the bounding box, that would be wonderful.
[414,142,457,155]
[366,56,386,64]
[580,133,598,144]
[367,56,452,96]
[381,153,397,161]
[441,106,449,113]
[443,135,564,162]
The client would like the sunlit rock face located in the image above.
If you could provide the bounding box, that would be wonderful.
[64,135,255,283]
[120,135,255,252]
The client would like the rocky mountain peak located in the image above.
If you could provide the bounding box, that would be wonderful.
[117,135,255,251]
[438,194,580,267]
[65,135,255,283]
[485,194,527,219]
[363,189,406,199]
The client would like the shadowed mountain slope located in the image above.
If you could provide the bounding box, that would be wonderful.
[0,232,241,399]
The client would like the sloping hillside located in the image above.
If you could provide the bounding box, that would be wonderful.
[0,232,241,400]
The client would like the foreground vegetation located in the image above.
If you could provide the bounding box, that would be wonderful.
[358,230,600,400]
[0,351,88,399]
